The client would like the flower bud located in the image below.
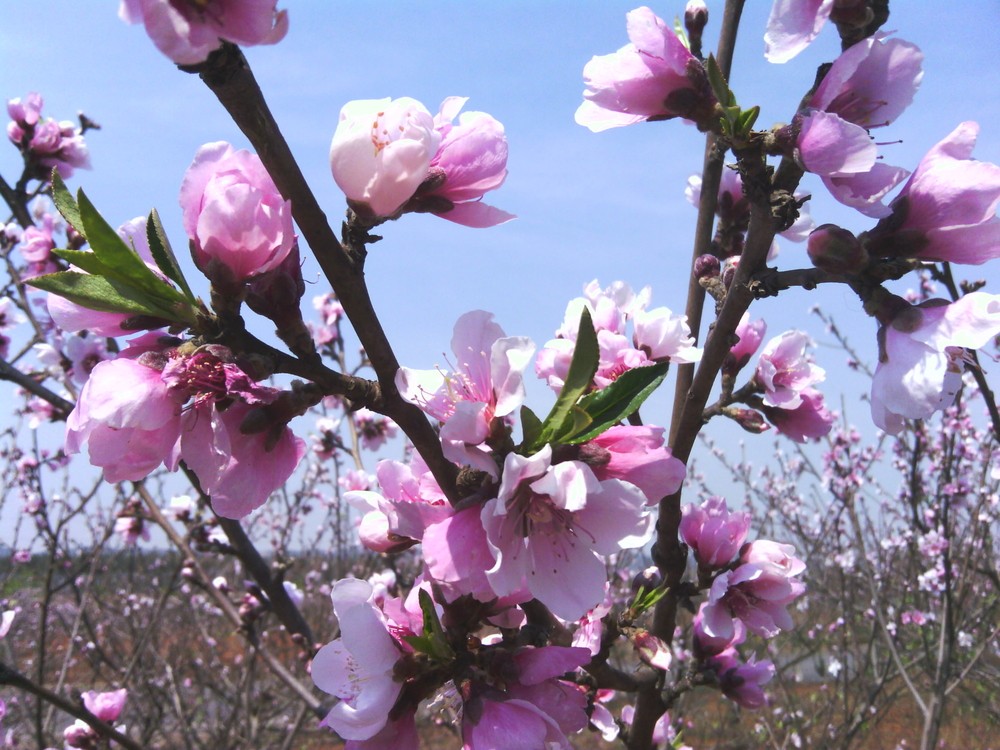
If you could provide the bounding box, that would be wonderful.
[180,141,295,284]
[727,407,770,434]
[807,224,868,273]
[631,565,662,594]
[694,253,720,280]
[685,0,709,54]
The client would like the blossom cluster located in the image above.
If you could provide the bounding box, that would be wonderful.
[6,1,998,748]
[7,92,90,179]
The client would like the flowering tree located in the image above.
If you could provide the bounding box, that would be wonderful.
[0,2,998,750]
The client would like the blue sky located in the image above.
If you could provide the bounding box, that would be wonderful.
[3,2,1000,497]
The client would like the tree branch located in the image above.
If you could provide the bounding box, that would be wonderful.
[188,43,459,502]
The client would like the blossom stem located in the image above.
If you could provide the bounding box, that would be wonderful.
[632,3,747,749]
[669,0,746,443]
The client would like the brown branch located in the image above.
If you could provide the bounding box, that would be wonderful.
[215,515,316,649]
[668,0,745,445]
[135,484,324,715]
[0,358,74,416]
[632,3,747,746]
[0,172,34,228]
[188,43,459,502]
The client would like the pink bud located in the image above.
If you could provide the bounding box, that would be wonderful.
[180,141,295,284]
[81,688,127,722]
[807,224,867,273]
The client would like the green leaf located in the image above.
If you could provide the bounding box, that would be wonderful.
[672,16,690,51]
[50,170,84,240]
[564,361,670,444]
[77,189,172,300]
[526,307,599,452]
[705,54,735,107]
[401,589,454,661]
[630,583,670,615]
[736,105,760,136]
[519,405,543,452]
[27,271,179,318]
[146,208,195,302]
[51,248,117,277]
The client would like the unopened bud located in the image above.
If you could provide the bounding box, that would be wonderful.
[726,407,770,434]
[721,257,739,288]
[632,628,673,671]
[631,565,662,594]
[694,253,720,280]
[246,243,307,329]
[807,224,868,273]
[685,0,709,55]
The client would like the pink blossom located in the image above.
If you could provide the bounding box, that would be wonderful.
[345,458,450,553]
[692,604,746,658]
[724,313,767,378]
[338,469,373,492]
[576,7,716,132]
[312,579,404,741]
[67,341,304,517]
[680,496,751,570]
[119,0,288,65]
[0,298,22,332]
[755,331,826,410]
[809,36,923,131]
[65,355,185,483]
[8,96,91,179]
[64,720,95,748]
[178,400,305,519]
[352,408,398,451]
[63,334,110,386]
[871,293,1000,434]
[700,541,806,641]
[7,93,43,128]
[18,222,55,264]
[583,425,686,505]
[412,97,514,228]
[330,97,441,218]
[462,646,589,750]
[632,306,702,364]
[864,122,1000,265]
[114,515,149,546]
[538,280,681,392]
[764,0,833,63]
[761,387,835,442]
[632,629,673,671]
[47,295,133,339]
[709,649,775,708]
[180,141,295,283]
[571,592,613,656]
[481,446,652,621]
[796,36,922,217]
[422,506,502,603]
[81,688,127,723]
[397,310,534,477]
